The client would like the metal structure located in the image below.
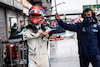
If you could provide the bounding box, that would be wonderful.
[0,39,28,67]
[45,13,82,22]
[27,0,52,16]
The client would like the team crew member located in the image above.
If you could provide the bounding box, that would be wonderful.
[55,8,100,67]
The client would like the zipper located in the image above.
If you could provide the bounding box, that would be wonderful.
[88,23,92,56]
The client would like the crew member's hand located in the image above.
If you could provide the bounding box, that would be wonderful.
[55,13,60,21]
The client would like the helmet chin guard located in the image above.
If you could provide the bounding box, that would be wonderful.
[28,16,44,25]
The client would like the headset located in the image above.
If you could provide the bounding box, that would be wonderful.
[81,8,97,23]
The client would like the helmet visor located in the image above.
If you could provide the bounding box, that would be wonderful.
[29,14,42,18]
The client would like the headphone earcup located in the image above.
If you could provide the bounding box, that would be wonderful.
[92,12,97,23]
[92,12,95,18]
[81,13,84,18]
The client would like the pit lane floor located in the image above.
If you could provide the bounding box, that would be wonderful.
[50,38,92,67]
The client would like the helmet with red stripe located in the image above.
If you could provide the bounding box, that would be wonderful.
[28,5,45,25]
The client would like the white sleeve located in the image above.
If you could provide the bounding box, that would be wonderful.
[21,29,40,40]
[9,28,40,42]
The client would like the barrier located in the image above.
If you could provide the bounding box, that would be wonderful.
[0,39,28,67]
[0,38,3,67]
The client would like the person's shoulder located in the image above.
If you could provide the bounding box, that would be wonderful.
[94,23,100,26]
[93,23,100,30]
[96,23,100,27]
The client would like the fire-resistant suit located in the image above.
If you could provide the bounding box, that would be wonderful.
[9,24,65,67]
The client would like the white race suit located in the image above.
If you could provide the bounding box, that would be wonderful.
[9,24,65,67]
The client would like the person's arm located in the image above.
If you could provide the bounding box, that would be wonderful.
[48,27,65,36]
[9,28,43,42]
[98,25,100,38]
[41,25,65,41]
[55,13,81,32]
[97,25,100,50]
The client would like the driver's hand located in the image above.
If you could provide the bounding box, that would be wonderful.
[39,32,49,37]
[39,33,44,37]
